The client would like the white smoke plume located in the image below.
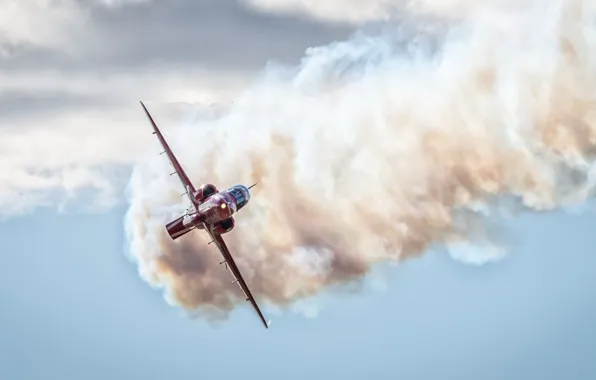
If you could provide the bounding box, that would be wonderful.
[124,0,596,321]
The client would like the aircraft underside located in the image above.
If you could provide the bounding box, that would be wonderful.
[165,214,235,240]
[140,100,270,329]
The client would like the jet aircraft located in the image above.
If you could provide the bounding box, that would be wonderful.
[140,101,271,329]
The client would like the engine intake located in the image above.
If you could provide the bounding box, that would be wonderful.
[212,217,235,235]
[193,183,218,203]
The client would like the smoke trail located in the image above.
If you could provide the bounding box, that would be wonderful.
[124,0,596,320]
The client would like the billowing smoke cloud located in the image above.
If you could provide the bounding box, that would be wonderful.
[124,0,596,321]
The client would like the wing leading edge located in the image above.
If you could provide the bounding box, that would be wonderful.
[206,225,271,329]
[140,101,199,208]
[140,101,269,330]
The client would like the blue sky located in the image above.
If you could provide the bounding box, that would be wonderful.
[2,1,596,379]
[2,204,596,380]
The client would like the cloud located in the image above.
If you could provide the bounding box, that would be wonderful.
[1,0,350,71]
[123,0,596,322]
[241,0,573,24]
[0,0,350,217]
[0,1,82,52]
[0,0,146,55]
[0,67,249,216]
[241,0,403,23]
[4,0,596,323]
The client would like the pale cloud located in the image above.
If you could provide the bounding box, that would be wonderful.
[0,67,248,216]
[0,0,147,54]
[0,67,250,111]
[241,0,566,23]
[0,1,83,53]
[9,0,590,221]
[0,0,350,218]
[0,0,349,72]
[241,0,402,23]
[123,0,596,318]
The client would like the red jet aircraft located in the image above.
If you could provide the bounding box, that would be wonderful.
[140,101,271,329]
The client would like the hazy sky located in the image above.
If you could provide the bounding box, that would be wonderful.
[1,1,596,379]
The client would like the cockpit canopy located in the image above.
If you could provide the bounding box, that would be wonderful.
[228,185,251,210]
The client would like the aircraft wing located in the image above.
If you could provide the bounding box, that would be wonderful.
[205,225,271,329]
[140,101,199,208]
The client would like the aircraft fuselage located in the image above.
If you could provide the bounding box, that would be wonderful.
[197,191,237,224]
[165,184,251,240]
